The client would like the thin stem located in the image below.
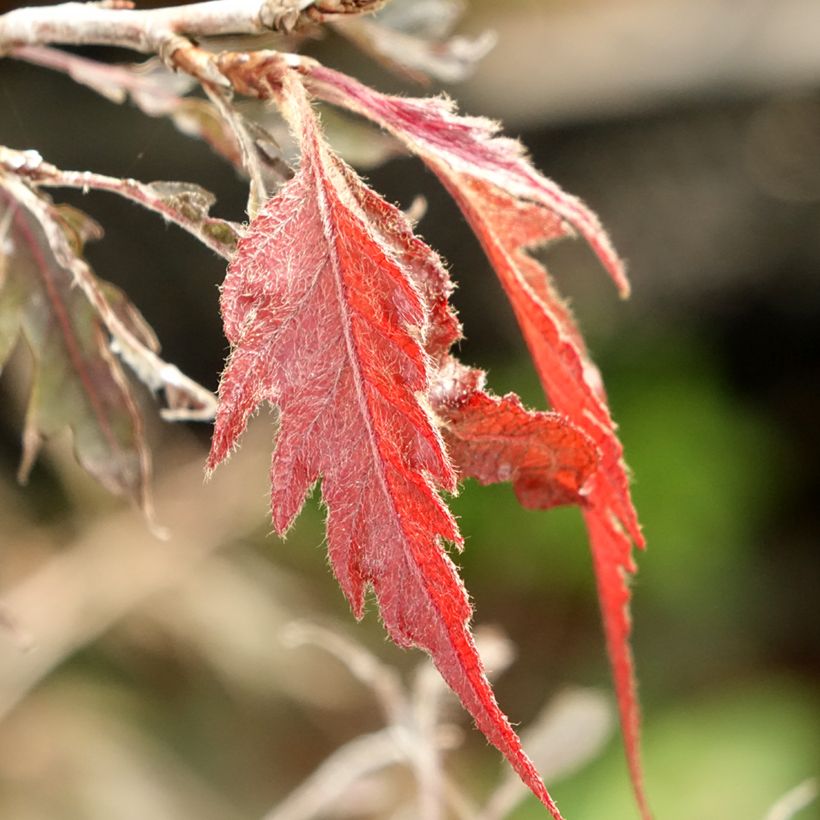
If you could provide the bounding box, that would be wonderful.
[412,663,445,820]
[261,729,402,820]
[1,148,239,259]
[10,43,180,100]
[202,82,268,219]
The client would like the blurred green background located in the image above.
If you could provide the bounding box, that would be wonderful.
[0,1,818,818]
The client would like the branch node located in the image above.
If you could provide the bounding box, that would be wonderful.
[306,0,388,22]
[157,33,190,69]
[259,0,302,34]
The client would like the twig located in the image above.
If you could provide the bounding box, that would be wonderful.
[261,728,402,820]
[3,152,241,261]
[281,621,406,726]
[764,778,819,820]
[0,0,385,54]
[477,689,614,820]
[411,662,446,820]
[277,624,480,820]
[9,43,192,102]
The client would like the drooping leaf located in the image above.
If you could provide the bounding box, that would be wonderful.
[0,172,152,511]
[431,359,598,511]
[0,147,227,424]
[300,64,650,818]
[1,156,219,510]
[10,46,195,110]
[327,143,596,515]
[306,65,629,294]
[332,152,597,513]
[207,70,566,820]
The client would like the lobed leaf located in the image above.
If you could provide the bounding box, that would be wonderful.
[302,64,650,818]
[333,148,597,513]
[207,69,566,820]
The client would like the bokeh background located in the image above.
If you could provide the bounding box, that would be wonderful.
[1,1,818,818]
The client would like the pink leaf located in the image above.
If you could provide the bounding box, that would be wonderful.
[207,70,566,820]
[304,64,650,819]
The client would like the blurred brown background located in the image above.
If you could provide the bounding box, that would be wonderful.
[1,1,818,818]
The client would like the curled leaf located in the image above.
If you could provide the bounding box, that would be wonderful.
[432,360,598,510]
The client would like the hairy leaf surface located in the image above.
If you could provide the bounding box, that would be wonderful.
[431,360,598,510]
[304,65,649,818]
[208,71,566,820]
[332,144,596,512]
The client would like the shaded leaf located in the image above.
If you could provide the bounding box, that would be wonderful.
[207,70,565,820]
[315,105,405,169]
[201,84,291,217]
[0,173,151,511]
[0,149,223,423]
[9,46,194,108]
[9,47,286,183]
[255,102,404,173]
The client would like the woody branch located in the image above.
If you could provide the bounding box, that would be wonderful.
[0,0,386,54]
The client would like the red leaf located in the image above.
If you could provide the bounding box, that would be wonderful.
[431,360,599,511]
[307,65,630,298]
[207,71,566,820]
[341,169,597,513]
[327,139,596,513]
[305,65,650,818]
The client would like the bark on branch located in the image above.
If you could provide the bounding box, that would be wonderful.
[0,0,386,54]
